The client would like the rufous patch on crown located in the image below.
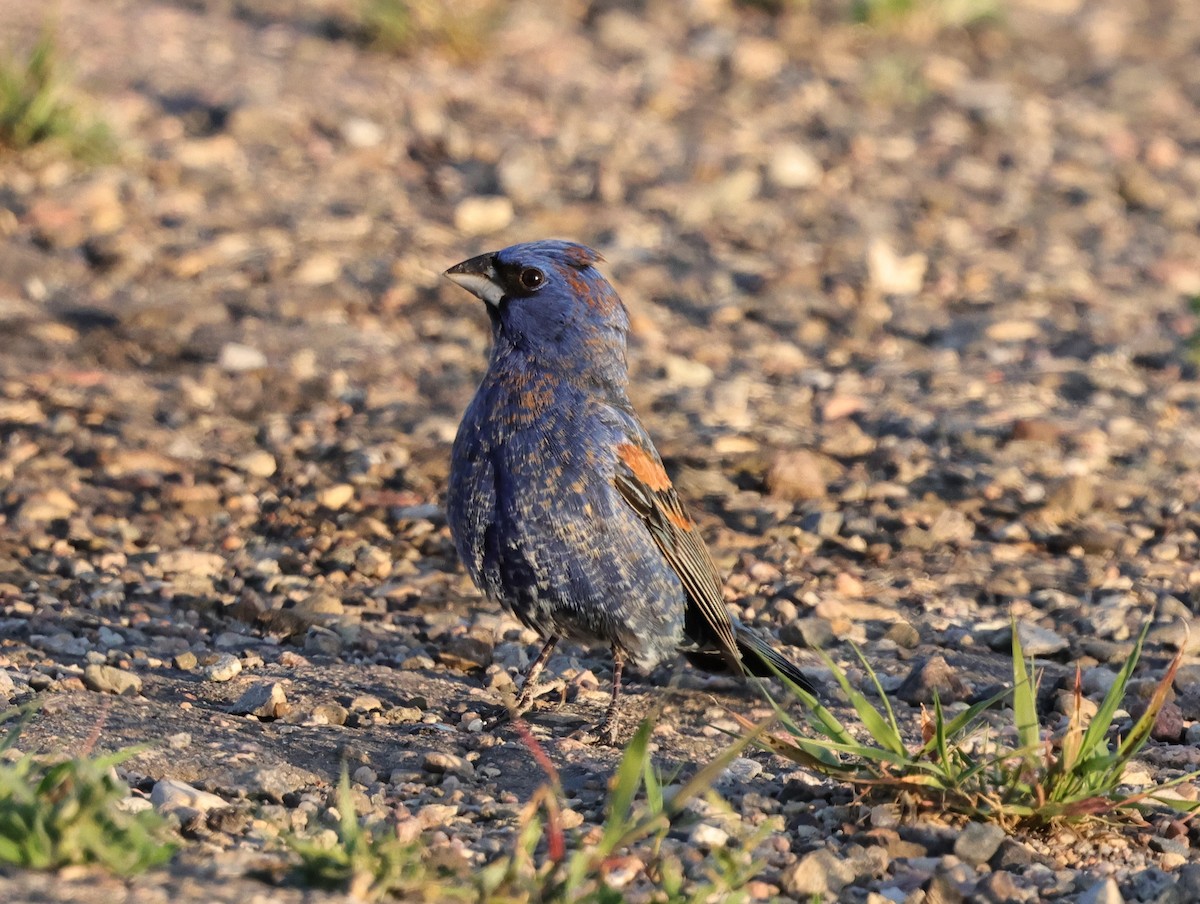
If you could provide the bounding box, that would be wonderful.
[561,244,605,267]
[556,262,619,313]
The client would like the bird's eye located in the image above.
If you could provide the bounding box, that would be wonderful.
[518,267,545,291]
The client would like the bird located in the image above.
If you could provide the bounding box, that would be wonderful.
[443,239,815,743]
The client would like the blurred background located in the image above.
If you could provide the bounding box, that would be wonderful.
[2,0,1199,684]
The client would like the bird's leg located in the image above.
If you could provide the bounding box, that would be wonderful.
[595,647,626,745]
[512,636,559,715]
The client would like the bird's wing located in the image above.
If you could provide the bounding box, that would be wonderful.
[610,432,743,672]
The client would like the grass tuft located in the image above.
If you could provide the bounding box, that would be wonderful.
[287,716,772,901]
[737,618,1199,830]
[0,30,114,161]
[286,768,473,901]
[0,706,175,874]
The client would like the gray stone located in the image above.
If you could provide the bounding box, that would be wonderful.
[800,510,843,538]
[349,694,383,712]
[304,626,343,656]
[82,664,142,696]
[781,617,834,650]
[783,848,856,898]
[310,702,349,725]
[989,622,1069,658]
[688,823,729,849]
[236,763,316,801]
[1077,878,1123,904]
[717,757,763,785]
[423,751,474,779]
[1082,667,1119,699]
[151,779,229,819]
[953,821,1007,866]
[228,680,288,719]
[204,653,242,682]
[897,655,968,704]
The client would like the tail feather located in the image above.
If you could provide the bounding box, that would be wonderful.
[734,626,818,695]
[682,624,817,696]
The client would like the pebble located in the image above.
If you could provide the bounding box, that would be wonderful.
[768,144,822,189]
[453,196,514,235]
[228,681,289,719]
[157,549,226,578]
[349,694,383,712]
[15,489,77,523]
[783,848,857,898]
[310,703,349,725]
[294,592,345,618]
[236,764,316,801]
[236,450,277,478]
[953,821,1007,867]
[689,823,729,849]
[989,622,1070,658]
[1081,667,1118,699]
[422,751,474,779]
[1077,877,1123,904]
[317,484,355,510]
[767,449,833,501]
[151,779,229,819]
[718,757,763,784]
[204,653,242,682]
[81,664,142,696]
[304,627,344,656]
[341,117,383,149]
[218,342,268,372]
[896,655,968,704]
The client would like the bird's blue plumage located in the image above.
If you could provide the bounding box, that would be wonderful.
[443,240,814,738]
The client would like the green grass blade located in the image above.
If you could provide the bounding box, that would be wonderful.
[1113,641,1183,765]
[915,686,1010,758]
[851,641,904,741]
[599,717,653,854]
[812,648,906,755]
[749,661,858,748]
[1010,620,1040,752]
[1078,622,1150,763]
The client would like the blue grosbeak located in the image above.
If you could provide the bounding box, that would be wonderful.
[444,240,814,742]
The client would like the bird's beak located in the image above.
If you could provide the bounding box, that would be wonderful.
[444,252,505,307]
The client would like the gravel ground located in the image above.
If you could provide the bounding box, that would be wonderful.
[2,0,1200,901]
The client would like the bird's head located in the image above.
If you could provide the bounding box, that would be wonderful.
[444,240,629,365]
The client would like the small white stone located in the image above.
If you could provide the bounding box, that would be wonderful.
[317,484,355,510]
[768,144,822,189]
[341,117,383,149]
[204,653,242,682]
[689,823,729,848]
[453,196,514,236]
[151,779,229,817]
[218,342,267,372]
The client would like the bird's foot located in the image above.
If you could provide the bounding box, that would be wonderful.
[513,677,567,715]
[568,719,620,746]
[483,678,567,730]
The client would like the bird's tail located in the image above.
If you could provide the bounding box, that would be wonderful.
[733,624,818,696]
[682,623,817,696]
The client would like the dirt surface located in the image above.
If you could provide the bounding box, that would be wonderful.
[3,0,1200,901]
